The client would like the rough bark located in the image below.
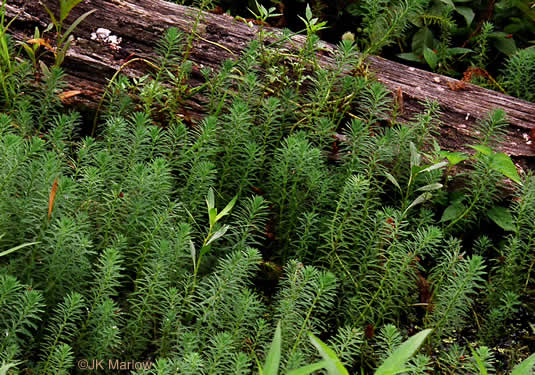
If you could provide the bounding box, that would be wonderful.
[5,0,535,169]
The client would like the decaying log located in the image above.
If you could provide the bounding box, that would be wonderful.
[4,0,535,170]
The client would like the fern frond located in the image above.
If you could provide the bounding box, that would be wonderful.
[359,82,393,125]
[45,112,81,156]
[125,240,175,355]
[38,217,93,304]
[427,251,485,339]
[193,248,262,341]
[256,96,284,156]
[328,325,363,367]
[268,132,329,256]
[154,27,183,76]
[500,47,535,101]
[0,275,44,358]
[227,195,269,252]
[321,174,373,270]
[37,66,66,131]
[158,287,185,356]
[39,292,85,375]
[216,100,258,197]
[80,297,122,358]
[89,239,125,307]
[44,343,75,375]
[274,261,337,369]
[204,332,236,375]
[366,0,428,55]
[475,109,508,147]
[293,211,323,262]
[340,118,394,184]
[374,324,403,362]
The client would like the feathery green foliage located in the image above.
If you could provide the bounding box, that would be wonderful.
[0,2,533,374]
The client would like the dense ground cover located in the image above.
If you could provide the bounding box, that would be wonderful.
[175,0,535,102]
[1,0,534,374]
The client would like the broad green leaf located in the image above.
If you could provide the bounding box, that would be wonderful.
[487,206,515,231]
[258,3,267,16]
[397,52,422,62]
[493,37,517,56]
[199,244,212,257]
[405,192,432,213]
[488,152,522,184]
[60,0,85,23]
[511,353,535,375]
[374,329,433,375]
[441,202,465,222]
[262,322,282,375]
[305,4,312,21]
[287,361,328,375]
[20,43,36,58]
[0,241,39,258]
[205,225,229,246]
[189,240,196,265]
[216,195,237,221]
[43,22,54,33]
[440,151,469,165]
[309,334,349,375]
[411,165,425,175]
[416,183,443,192]
[55,36,73,66]
[206,187,215,209]
[59,9,96,47]
[469,144,493,156]
[411,27,433,53]
[450,193,466,205]
[489,31,509,38]
[423,47,438,70]
[448,47,473,55]
[384,172,402,192]
[409,142,421,168]
[455,6,475,25]
[419,161,449,174]
[209,207,218,227]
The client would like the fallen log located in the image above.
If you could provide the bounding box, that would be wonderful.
[5,0,535,170]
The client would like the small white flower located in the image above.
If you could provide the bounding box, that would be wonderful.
[96,28,111,39]
[107,35,122,45]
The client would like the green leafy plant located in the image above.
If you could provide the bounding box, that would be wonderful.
[511,353,535,375]
[439,109,520,232]
[500,47,535,102]
[260,321,432,375]
[374,329,433,375]
[0,0,18,106]
[385,141,447,215]
[1,4,534,374]
[40,0,96,67]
